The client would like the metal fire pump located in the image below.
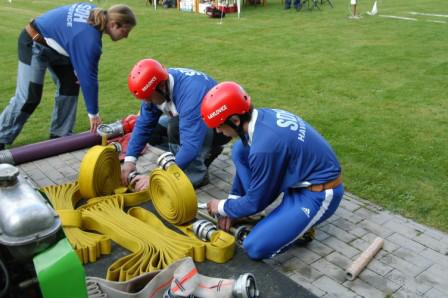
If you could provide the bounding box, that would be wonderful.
[0,164,61,297]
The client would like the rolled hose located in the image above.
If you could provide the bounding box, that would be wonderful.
[78,144,122,199]
[149,152,197,225]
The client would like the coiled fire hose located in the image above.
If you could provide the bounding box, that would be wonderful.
[148,152,197,225]
[42,144,235,282]
[86,257,259,298]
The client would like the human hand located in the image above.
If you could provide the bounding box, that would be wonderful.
[206,199,220,216]
[89,115,102,133]
[218,216,234,232]
[131,175,149,192]
[121,161,137,186]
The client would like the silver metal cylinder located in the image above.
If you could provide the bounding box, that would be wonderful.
[96,120,124,139]
[192,220,217,241]
[234,225,251,245]
[233,273,260,298]
[157,152,176,170]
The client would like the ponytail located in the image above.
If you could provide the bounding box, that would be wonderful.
[88,4,136,32]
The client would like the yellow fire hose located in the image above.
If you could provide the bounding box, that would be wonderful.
[41,144,235,281]
[40,182,111,264]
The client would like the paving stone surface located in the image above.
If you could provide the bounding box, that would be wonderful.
[17,145,448,298]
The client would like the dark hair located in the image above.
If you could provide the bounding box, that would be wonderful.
[88,4,136,32]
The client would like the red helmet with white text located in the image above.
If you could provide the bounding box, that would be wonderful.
[128,59,168,100]
[201,81,251,128]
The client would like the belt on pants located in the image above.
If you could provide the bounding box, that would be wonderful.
[307,175,342,192]
[25,20,48,47]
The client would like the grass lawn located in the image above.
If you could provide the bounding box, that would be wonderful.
[1,0,447,231]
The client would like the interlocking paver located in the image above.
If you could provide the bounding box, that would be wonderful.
[15,145,448,298]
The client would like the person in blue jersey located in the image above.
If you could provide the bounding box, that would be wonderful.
[0,3,136,150]
[201,81,344,260]
[121,59,230,190]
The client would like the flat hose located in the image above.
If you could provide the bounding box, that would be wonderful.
[80,196,203,281]
[43,144,234,281]
[41,182,111,264]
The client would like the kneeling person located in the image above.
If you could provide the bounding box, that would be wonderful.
[202,82,344,260]
[122,59,229,190]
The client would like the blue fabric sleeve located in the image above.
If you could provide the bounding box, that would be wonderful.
[69,33,102,115]
[175,92,209,169]
[224,151,288,218]
[126,103,162,158]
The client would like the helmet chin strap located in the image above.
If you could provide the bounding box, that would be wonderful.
[224,118,248,146]
[157,81,171,103]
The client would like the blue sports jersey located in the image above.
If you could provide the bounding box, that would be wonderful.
[34,3,102,115]
[224,108,341,218]
[126,68,217,169]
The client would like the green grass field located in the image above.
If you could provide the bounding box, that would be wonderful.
[1,0,447,231]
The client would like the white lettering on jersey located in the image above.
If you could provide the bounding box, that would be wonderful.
[171,68,209,80]
[67,3,92,27]
[274,109,307,142]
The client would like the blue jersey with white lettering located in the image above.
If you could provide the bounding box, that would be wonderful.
[224,108,341,218]
[127,68,217,168]
[34,3,101,115]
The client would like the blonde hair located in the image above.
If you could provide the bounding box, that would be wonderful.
[88,4,136,32]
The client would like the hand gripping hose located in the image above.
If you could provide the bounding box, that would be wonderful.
[86,257,260,298]
[78,144,149,206]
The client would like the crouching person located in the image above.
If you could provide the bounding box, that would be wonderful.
[202,82,344,260]
[122,59,230,190]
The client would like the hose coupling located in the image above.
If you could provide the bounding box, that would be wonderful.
[192,219,217,241]
[234,225,251,245]
[109,142,122,154]
[233,273,260,298]
[96,120,124,139]
[157,152,176,170]
[162,288,194,298]
[127,171,140,185]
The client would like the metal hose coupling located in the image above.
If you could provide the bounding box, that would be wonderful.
[192,219,217,241]
[109,142,122,154]
[96,120,124,139]
[234,225,251,245]
[163,288,194,298]
[233,273,260,298]
[127,171,140,185]
[157,152,176,170]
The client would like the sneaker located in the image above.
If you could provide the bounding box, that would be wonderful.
[204,146,224,168]
[295,227,316,246]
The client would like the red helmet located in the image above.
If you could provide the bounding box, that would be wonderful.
[128,59,168,100]
[201,81,251,128]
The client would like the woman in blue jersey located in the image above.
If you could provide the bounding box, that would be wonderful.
[0,3,136,150]
[201,81,344,260]
[121,59,230,190]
